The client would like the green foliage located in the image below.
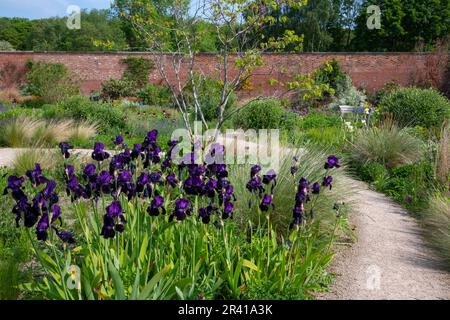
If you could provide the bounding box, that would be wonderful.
[382,161,434,211]
[350,124,424,169]
[122,57,155,89]
[381,87,450,128]
[41,96,127,134]
[357,162,388,184]
[184,75,237,122]
[353,0,450,52]
[136,84,173,107]
[300,111,342,129]
[101,79,135,100]
[23,61,80,103]
[233,99,285,129]
[0,10,127,51]
[0,40,15,51]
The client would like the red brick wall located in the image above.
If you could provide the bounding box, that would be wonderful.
[0,52,447,97]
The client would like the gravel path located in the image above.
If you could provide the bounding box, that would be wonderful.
[318,178,450,300]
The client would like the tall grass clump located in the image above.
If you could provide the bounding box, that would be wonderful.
[12,147,62,174]
[0,118,43,147]
[0,117,98,148]
[435,121,449,186]
[422,196,450,269]
[350,123,424,169]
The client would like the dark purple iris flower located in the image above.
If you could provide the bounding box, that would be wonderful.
[101,201,126,239]
[199,205,217,224]
[56,230,76,244]
[149,172,162,184]
[250,165,262,178]
[136,172,149,192]
[322,176,333,189]
[66,176,87,200]
[146,130,158,143]
[92,142,110,162]
[259,194,273,212]
[312,182,320,194]
[83,163,96,182]
[169,198,192,222]
[324,155,340,170]
[59,142,73,159]
[65,165,75,179]
[205,178,218,198]
[148,195,165,216]
[246,176,264,194]
[112,135,124,146]
[26,163,47,186]
[36,213,49,241]
[184,175,204,195]
[222,201,234,219]
[3,175,26,201]
[165,172,178,188]
[131,144,143,160]
[262,169,277,184]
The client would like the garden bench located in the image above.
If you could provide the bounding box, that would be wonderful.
[339,105,374,127]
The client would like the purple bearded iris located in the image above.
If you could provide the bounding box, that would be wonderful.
[259,194,274,212]
[199,205,217,224]
[222,201,234,219]
[92,142,110,162]
[26,163,47,186]
[59,142,73,159]
[262,169,277,194]
[169,198,192,222]
[101,201,126,239]
[112,135,124,147]
[322,176,333,189]
[3,175,26,201]
[312,182,320,194]
[250,165,261,178]
[165,172,178,188]
[96,171,113,194]
[296,178,310,203]
[82,163,96,182]
[246,175,264,194]
[324,155,340,170]
[148,195,165,216]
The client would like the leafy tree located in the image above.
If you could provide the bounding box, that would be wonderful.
[353,0,450,51]
[0,40,15,51]
[0,17,34,50]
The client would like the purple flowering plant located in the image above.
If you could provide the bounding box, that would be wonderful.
[2,130,343,300]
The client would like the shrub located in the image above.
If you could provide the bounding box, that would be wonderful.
[382,161,434,211]
[22,61,80,103]
[122,57,154,89]
[0,40,15,51]
[357,162,389,184]
[350,124,424,169]
[300,112,342,129]
[381,87,450,128]
[136,84,173,107]
[185,75,237,122]
[100,79,134,100]
[233,98,285,129]
[327,74,367,110]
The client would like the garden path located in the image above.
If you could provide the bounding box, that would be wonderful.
[317,177,450,300]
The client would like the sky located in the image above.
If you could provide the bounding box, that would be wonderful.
[0,0,112,20]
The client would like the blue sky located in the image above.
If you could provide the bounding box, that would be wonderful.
[0,0,112,19]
